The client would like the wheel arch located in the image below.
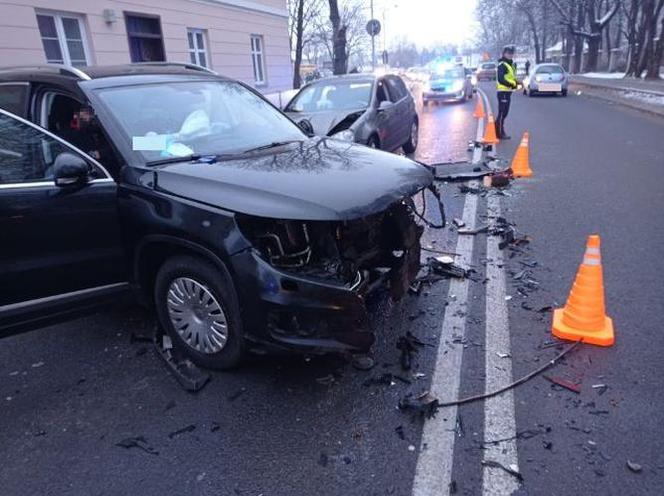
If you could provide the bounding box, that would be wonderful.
[133,235,232,306]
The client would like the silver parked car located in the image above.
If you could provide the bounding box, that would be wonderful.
[523,63,569,97]
[284,74,419,153]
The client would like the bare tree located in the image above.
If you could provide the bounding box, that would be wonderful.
[552,0,620,73]
[288,0,323,88]
[622,0,664,78]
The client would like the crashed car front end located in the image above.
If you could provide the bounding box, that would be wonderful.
[232,200,425,354]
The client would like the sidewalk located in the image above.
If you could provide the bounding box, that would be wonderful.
[570,74,664,117]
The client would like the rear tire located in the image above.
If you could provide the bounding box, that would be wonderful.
[154,255,244,370]
[529,90,536,97]
[403,119,418,154]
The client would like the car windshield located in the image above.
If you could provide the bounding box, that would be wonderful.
[433,68,464,79]
[537,65,563,74]
[286,80,373,112]
[95,80,305,163]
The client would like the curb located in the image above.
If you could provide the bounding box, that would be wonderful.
[569,80,664,119]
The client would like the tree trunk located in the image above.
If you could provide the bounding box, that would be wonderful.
[585,36,601,72]
[524,9,541,64]
[645,16,664,78]
[328,0,347,75]
[625,0,641,76]
[541,0,549,62]
[292,0,305,89]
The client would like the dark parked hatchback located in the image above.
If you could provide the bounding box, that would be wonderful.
[0,64,434,369]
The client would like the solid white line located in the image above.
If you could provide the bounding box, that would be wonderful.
[482,195,520,495]
[412,89,489,496]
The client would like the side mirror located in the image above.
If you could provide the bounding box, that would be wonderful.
[378,100,394,112]
[297,119,315,136]
[53,152,90,187]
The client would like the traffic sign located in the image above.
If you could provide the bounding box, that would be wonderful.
[366,19,381,37]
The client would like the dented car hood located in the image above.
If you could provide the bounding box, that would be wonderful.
[154,138,433,221]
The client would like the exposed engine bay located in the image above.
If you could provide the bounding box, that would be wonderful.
[236,191,442,301]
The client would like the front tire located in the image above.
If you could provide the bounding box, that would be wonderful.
[403,119,418,154]
[154,255,244,370]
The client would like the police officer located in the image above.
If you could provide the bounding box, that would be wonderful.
[496,45,518,140]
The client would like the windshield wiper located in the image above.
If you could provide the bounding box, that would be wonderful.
[146,154,225,167]
[242,140,301,153]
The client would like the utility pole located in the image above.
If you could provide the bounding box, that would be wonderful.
[371,0,376,71]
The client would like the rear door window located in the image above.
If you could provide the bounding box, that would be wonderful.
[0,83,29,117]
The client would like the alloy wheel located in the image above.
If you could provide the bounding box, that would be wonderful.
[166,277,228,354]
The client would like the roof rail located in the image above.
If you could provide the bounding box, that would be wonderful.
[0,63,91,80]
[132,62,217,75]
[51,64,92,80]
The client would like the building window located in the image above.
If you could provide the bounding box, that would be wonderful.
[125,14,165,62]
[250,35,266,85]
[187,29,209,68]
[35,12,90,67]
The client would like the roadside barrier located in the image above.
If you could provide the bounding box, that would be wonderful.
[511,132,533,177]
[552,235,615,346]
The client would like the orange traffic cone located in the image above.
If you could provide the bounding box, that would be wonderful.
[473,99,485,119]
[552,235,615,346]
[482,114,499,145]
[511,132,533,177]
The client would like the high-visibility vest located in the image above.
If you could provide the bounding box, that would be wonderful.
[496,61,516,91]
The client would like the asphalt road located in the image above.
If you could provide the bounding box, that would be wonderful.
[1,82,663,496]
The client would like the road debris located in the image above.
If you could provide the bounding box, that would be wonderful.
[544,375,582,394]
[592,384,609,395]
[315,374,336,386]
[481,460,523,482]
[428,257,469,279]
[155,333,211,392]
[363,373,411,387]
[626,460,642,473]
[396,332,430,371]
[399,341,581,415]
[168,424,196,439]
[453,218,466,228]
[483,427,551,446]
[398,391,440,419]
[116,436,159,455]
[458,224,489,235]
[352,354,376,371]
[227,388,246,401]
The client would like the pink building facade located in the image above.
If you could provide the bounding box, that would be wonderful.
[0,0,292,93]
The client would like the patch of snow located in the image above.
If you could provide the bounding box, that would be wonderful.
[582,72,625,79]
[622,91,664,107]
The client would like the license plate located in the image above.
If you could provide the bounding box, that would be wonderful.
[539,83,561,92]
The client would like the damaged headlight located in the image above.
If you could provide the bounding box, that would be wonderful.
[237,216,312,268]
[331,129,355,141]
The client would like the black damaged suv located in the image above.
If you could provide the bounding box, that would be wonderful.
[0,63,434,369]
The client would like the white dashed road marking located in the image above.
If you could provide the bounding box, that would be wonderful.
[482,195,520,495]
[412,89,488,496]
[412,89,520,495]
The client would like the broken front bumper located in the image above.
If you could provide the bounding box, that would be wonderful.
[230,239,421,355]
